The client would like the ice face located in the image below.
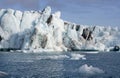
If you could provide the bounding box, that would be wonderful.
[0,6,120,52]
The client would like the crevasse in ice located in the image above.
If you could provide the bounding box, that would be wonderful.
[0,6,120,52]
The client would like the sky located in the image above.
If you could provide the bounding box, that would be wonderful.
[0,0,120,27]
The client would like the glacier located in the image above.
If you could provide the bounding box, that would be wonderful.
[0,6,120,52]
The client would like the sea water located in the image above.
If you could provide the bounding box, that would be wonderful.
[0,51,120,78]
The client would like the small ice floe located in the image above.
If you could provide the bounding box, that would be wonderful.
[0,71,8,77]
[21,50,27,53]
[70,53,86,60]
[10,50,14,52]
[79,64,104,76]
[16,50,23,52]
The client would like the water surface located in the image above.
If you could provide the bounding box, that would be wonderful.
[0,51,120,78]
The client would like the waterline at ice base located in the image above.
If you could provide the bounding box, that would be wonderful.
[0,6,120,53]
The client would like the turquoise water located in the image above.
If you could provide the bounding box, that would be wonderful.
[0,52,120,78]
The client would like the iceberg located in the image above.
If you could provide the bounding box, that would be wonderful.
[0,6,120,52]
[79,64,104,76]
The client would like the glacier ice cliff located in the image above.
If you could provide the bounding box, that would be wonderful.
[0,6,120,52]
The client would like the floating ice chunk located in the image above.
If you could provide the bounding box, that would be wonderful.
[70,53,86,60]
[79,64,104,76]
[22,50,28,53]
[0,71,8,77]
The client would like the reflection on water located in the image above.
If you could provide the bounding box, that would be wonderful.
[0,52,120,78]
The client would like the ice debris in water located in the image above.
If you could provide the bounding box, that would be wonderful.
[79,64,104,76]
